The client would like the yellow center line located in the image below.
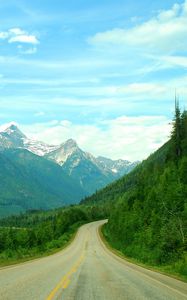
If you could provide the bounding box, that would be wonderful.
[62,278,70,289]
[46,252,85,300]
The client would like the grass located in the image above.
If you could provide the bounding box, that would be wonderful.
[0,223,80,268]
[99,224,187,283]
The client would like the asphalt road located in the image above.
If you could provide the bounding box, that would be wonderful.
[0,220,187,300]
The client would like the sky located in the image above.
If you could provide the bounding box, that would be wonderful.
[0,0,187,161]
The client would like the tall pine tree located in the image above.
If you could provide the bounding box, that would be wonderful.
[171,95,182,160]
[181,110,187,155]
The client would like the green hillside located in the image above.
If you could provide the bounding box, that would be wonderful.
[0,149,85,217]
[0,205,106,265]
[82,105,187,278]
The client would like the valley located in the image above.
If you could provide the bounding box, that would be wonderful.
[0,124,138,217]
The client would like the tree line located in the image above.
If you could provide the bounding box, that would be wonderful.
[0,205,107,262]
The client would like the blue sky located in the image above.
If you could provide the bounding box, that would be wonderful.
[0,0,187,160]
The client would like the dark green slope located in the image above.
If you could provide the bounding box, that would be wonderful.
[82,141,171,206]
[0,149,85,217]
[82,108,187,275]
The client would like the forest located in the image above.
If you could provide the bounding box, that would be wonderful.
[0,205,106,265]
[83,103,187,279]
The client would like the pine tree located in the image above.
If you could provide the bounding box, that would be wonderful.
[181,110,187,155]
[171,96,182,160]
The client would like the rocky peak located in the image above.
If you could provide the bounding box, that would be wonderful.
[62,139,78,149]
[2,124,26,139]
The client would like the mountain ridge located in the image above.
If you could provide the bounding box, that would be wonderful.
[0,124,139,195]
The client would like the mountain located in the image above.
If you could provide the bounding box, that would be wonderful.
[81,107,187,272]
[0,124,26,149]
[0,123,58,156]
[45,139,139,194]
[0,124,139,195]
[0,148,85,218]
[45,139,114,194]
[45,139,79,166]
[96,156,139,177]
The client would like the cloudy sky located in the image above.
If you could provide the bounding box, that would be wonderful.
[0,0,187,161]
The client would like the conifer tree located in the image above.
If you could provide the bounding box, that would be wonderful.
[171,95,182,160]
[181,110,187,155]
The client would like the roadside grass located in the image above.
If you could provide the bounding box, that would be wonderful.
[99,224,187,283]
[0,222,82,268]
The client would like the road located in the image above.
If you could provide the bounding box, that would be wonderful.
[0,220,187,300]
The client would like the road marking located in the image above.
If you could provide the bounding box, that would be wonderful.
[46,253,85,300]
[62,278,70,289]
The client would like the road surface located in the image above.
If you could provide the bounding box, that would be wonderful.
[0,220,187,300]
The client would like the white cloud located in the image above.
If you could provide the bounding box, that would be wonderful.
[161,55,187,68]
[9,28,25,35]
[9,35,39,44]
[116,83,166,96]
[60,120,72,127]
[0,27,39,45]
[34,111,45,117]
[88,1,187,54]
[21,115,171,161]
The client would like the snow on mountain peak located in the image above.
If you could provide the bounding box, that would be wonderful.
[23,138,59,156]
[46,138,80,165]
[0,123,59,155]
[0,123,26,139]
[0,123,139,178]
[0,122,19,133]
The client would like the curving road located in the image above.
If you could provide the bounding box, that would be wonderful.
[0,220,187,300]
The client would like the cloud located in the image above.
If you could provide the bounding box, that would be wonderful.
[9,28,25,35]
[60,120,72,127]
[21,115,171,161]
[161,55,187,68]
[9,35,38,44]
[34,111,45,117]
[88,1,187,54]
[115,83,166,96]
[0,27,39,45]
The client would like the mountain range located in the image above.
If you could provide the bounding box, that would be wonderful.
[0,123,139,217]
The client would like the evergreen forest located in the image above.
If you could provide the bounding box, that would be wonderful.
[83,103,187,279]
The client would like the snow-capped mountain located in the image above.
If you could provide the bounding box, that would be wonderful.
[45,138,139,193]
[45,139,80,166]
[96,156,139,177]
[0,124,26,149]
[45,139,112,193]
[0,124,139,194]
[0,124,59,156]
[23,138,59,156]
[46,139,139,178]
